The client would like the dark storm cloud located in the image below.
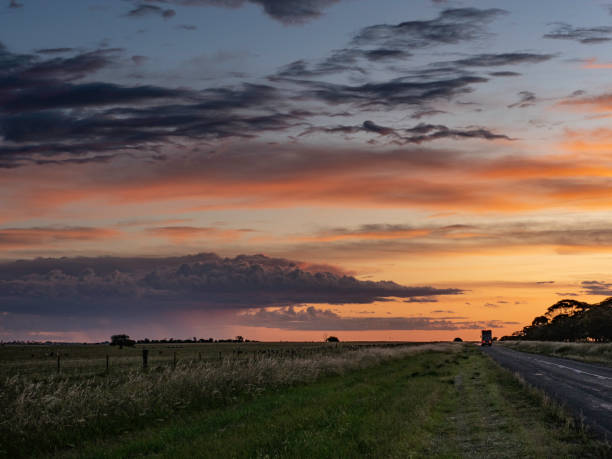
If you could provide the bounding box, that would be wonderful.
[2,82,188,112]
[277,48,412,78]
[237,306,506,331]
[276,8,508,80]
[35,48,76,55]
[299,75,489,109]
[0,253,464,316]
[0,34,496,167]
[450,53,554,67]
[275,11,533,82]
[244,0,340,24]
[489,71,521,77]
[31,154,123,166]
[0,42,38,73]
[411,109,447,119]
[401,123,512,143]
[0,41,304,167]
[8,0,22,8]
[276,60,322,78]
[127,4,176,19]
[197,82,281,110]
[581,280,612,295]
[567,89,586,98]
[352,8,507,49]
[300,120,511,144]
[0,31,504,169]
[0,105,305,166]
[362,48,410,61]
[362,120,395,136]
[0,48,119,98]
[507,91,537,109]
[21,49,120,81]
[543,23,612,44]
[136,0,340,24]
[408,53,550,88]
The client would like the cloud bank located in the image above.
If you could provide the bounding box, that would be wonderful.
[0,253,464,318]
[237,306,514,330]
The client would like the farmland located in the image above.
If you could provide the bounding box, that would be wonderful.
[0,341,368,377]
[0,342,609,458]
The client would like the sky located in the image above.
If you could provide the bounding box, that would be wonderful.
[3,0,612,342]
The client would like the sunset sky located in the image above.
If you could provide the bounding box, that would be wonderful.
[3,0,612,342]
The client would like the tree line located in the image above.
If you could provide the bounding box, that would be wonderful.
[110,334,256,346]
[502,297,612,342]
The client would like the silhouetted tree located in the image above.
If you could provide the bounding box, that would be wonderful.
[453,337,463,342]
[510,297,612,342]
[326,336,339,342]
[110,334,135,347]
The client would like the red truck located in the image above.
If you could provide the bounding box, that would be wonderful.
[481,329,493,346]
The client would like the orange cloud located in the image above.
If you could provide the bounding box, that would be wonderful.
[0,227,120,249]
[296,228,431,243]
[560,128,612,156]
[8,142,612,225]
[581,58,612,69]
[280,221,612,261]
[476,156,612,179]
[558,93,612,112]
[145,226,254,243]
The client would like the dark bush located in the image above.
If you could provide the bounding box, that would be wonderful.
[110,334,136,347]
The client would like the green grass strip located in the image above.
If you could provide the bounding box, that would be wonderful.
[55,347,609,459]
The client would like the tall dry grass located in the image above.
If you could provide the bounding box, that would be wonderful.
[0,343,456,457]
[500,341,612,365]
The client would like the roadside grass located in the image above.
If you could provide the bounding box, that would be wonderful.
[500,340,612,366]
[52,345,609,459]
[0,342,392,377]
[0,343,448,458]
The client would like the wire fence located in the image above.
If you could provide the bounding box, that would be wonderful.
[0,342,415,378]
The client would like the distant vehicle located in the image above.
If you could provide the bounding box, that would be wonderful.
[481,330,493,346]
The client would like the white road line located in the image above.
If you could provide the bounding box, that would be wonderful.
[534,358,612,381]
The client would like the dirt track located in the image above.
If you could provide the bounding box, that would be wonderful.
[484,346,612,440]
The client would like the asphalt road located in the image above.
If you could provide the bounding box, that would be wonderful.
[484,345,612,439]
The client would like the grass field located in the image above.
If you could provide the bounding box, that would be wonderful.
[0,341,371,377]
[1,342,609,458]
[499,340,612,366]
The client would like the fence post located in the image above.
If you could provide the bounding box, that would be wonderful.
[142,349,149,369]
[57,354,60,373]
[106,354,109,373]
